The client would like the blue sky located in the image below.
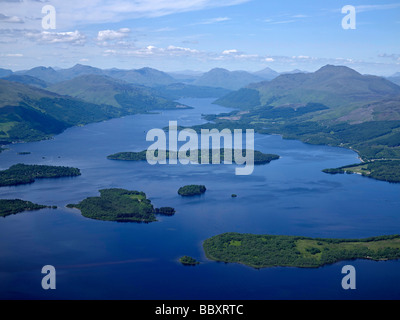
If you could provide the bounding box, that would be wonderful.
[0,0,399,75]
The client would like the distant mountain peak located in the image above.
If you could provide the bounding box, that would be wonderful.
[315,64,361,76]
[209,68,229,73]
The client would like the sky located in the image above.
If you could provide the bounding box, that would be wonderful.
[0,0,399,75]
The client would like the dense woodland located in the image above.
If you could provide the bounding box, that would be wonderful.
[67,188,175,223]
[178,185,206,196]
[0,199,50,217]
[0,164,81,187]
[108,149,279,165]
[323,160,400,183]
[203,233,400,268]
[179,256,200,266]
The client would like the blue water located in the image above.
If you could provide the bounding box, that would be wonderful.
[0,98,400,300]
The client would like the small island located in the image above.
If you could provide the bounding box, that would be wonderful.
[107,149,280,165]
[178,185,206,197]
[67,188,175,223]
[203,232,400,269]
[323,160,400,183]
[179,256,200,266]
[0,199,51,217]
[0,163,81,187]
[154,207,176,216]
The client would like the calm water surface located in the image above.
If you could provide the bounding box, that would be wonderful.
[0,98,399,300]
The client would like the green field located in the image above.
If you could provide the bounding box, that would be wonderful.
[203,233,400,268]
[323,160,400,183]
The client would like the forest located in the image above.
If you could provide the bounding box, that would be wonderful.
[108,149,279,165]
[179,256,200,266]
[0,163,81,187]
[203,233,400,268]
[323,160,400,183]
[0,199,49,217]
[178,185,206,196]
[67,188,175,223]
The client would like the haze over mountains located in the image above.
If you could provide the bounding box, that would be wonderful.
[1,63,400,147]
[3,64,400,91]
[216,65,400,121]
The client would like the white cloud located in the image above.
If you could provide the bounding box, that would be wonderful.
[196,17,231,25]
[222,49,238,55]
[1,53,23,57]
[355,3,400,13]
[97,28,130,41]
[0,13,23,23]
[26,30,86,45]
[267,19,296,25]
[292,14,308,18]
[0,0,251,30]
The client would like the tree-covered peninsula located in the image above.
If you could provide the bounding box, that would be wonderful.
[0,199,51,217]
[107,149,279,165]
[203,233,400,268]
[67,188,175,223]
[178,185,206,196]
[0,164,81,187]
[323,160,400,183]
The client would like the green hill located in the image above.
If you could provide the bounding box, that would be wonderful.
[105,67,176,87]
[202,65,400,182]
[203,233,400,268]
[2,75,48,88]
[216,65,400,111]
[15,66,64,84]
[0,78,182,143]
[194,68,264,90]
[155,83,231,99]
[48,74,181,111]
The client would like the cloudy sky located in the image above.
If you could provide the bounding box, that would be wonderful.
[0,0,399,75]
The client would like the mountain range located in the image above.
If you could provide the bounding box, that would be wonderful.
[2,63,400,157]
[0,75,184,144]
[216,65,400,118]
[5,64,399,92]
[1,64,324,91]
[199,65,400,169]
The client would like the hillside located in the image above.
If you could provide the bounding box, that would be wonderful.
[217,65,400,111]
[194,68,264,90]
[0,68,13,78]
[0,78,181,143]
[195,65,400,180]
[104,67,177,87]
[252,67,280,80]
[15,66,64,84]
[47,74,180,111]
[155,83,231,99]
[15,64,178,87]
[388,76,400,86]
[2,75,48,88]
